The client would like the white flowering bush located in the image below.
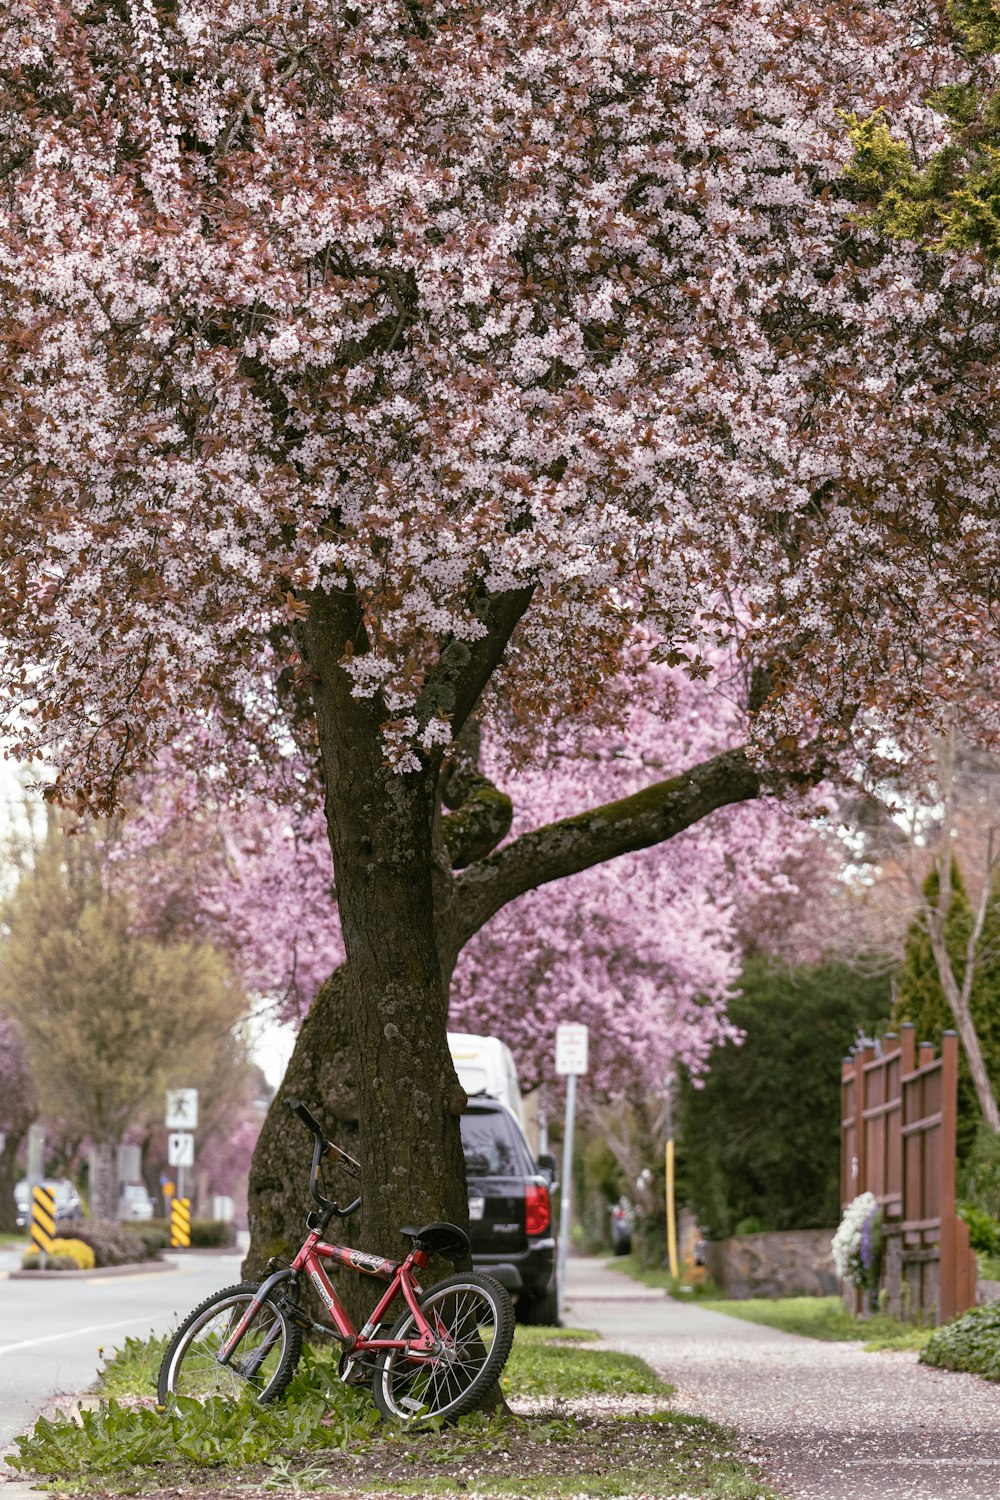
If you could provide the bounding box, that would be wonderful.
[832,1192,883,1291]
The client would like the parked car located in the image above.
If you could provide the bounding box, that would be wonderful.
[449,1031,525,1125]
[118,1184,155,1221]
[461,1095,559,1323]
[609,1196,633,1256]
[13,1177,83,1230]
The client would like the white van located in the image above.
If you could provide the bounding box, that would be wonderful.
[448,1032,524,1125]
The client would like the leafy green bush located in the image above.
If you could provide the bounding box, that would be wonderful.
[20,1251,80,1271]
[958,1203,1000,1256]
[22,1236,96,1271]
[68,1220,151,1267]
[128,1222,170,1256]
[920,1303,1000,1380]
[188,1218,236,1248]
[678,957,892,1237]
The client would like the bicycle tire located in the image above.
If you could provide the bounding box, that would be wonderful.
[157,1281,302,1406]
[371,1271,515,1423]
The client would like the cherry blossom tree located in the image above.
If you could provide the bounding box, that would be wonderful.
[3,0,1000,1269]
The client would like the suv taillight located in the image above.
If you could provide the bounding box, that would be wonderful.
[525,1182,550,1236]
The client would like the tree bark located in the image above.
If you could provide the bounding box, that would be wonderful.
[0,1128,26,1234]
[926,851,1000,1132]
[90,1139,117,1222]
[273,587,470,1305]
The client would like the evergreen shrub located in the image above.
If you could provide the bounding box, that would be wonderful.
[69,1220,151,1266]
[188,1218,236,1248]
[920,1303,1000,1380]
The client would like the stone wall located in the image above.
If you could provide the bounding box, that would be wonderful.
[704,1228,838,1300]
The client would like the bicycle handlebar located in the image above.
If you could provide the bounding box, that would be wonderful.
[285,1097,362,1178]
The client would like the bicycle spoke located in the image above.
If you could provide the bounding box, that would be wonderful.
[375,1276,513,1422]
[166,1294,290,1401]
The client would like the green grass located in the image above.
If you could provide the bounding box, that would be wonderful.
[699,1295,932,1352]
[10,1324,779,1498]
[502,1323,669,1399]
[0,1232,29,1248]
[95,1333,168,1399]
[606,1254,722,1299]
[979,1254,1000,1281]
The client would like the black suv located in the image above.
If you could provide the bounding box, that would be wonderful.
[461,1096,558,1323]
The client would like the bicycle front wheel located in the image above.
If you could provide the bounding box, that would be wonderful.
[372,1271,515,1423]
[157,1281,302,1405]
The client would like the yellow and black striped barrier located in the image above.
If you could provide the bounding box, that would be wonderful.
[170,1196,191,1248]
[31,1185,56,1261]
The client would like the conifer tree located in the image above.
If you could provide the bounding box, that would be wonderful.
[893,863,1000,1161]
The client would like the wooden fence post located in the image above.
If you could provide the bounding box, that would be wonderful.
[939,1031,958,1322]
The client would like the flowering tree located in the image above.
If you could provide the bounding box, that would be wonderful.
[3,0,1000,1269]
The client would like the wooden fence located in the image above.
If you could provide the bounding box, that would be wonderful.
[840,1024,976,1323]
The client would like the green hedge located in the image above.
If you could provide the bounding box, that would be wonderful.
[188,1218,237,1248]
[128,1221,171,1256]
[920,1303,1000,1380]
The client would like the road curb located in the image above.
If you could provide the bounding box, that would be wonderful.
[9,1260,176,1281]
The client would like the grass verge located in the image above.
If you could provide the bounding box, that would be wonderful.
[11,1325,777,1498]
[608,1256,930,1351]
[698,1296,931,1352]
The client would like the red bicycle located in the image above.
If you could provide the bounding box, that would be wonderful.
[157,1098,515,1423]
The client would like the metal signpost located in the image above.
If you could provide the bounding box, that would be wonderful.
[166,1089,198,1204]
[555,1022,588,1319]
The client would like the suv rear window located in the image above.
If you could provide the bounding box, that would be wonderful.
[460,1109,533,1177]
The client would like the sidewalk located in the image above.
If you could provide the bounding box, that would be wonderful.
[563,1255,1000,1500]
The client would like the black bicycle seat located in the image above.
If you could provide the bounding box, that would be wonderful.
[399,1222,470,1262]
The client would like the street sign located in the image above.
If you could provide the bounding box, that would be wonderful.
[555,1023,589,1075]
[167,1131,195,1168]
[165,1088,199,1130]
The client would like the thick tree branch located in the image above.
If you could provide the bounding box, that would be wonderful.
[441,777,513,868]
[439,717,513,868]
[414,585,534,743]
[452,746,763,946]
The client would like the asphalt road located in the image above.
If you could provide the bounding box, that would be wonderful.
[0,1242,245,1461]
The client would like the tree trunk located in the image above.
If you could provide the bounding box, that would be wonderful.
[89,1140,118,1221]
[245,964,366,1320]
[245,587,472,1324]
[926,910,1000,1131]
[0,1128,26,1234]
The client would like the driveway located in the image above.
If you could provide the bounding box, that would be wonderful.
[563,1254,1000,1500]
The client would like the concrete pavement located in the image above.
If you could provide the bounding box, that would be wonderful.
[563,1254,1000,1500]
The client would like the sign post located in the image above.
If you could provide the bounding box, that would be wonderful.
[166,1090,198,1203]
[664,1075,679,1280]
[555,1023,588,1320]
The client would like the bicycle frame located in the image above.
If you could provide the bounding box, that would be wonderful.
[217,1225,442,1373]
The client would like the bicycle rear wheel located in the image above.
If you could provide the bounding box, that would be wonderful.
[372,1271,514,1423]
[157,1281,302,1405]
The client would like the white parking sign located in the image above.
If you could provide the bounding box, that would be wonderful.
[168,1131,195,1168]
[555,1023,589,1075]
